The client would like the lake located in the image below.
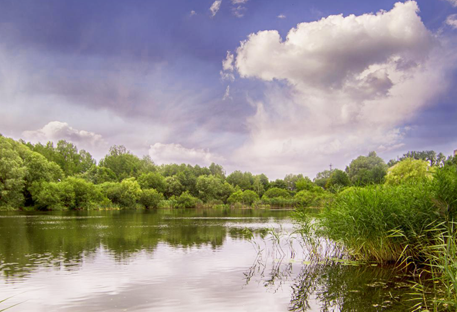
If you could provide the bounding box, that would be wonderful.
[0,209,418,311]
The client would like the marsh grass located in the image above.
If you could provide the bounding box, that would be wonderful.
[293,165,457,309]
[316,182,446,264]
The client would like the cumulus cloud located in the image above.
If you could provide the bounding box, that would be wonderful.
[210,0,222,17]
[149,143,225,166]
[277,14,286,19]
[23,121,106,148]
[226,1,453,178]
[446,14,457,29]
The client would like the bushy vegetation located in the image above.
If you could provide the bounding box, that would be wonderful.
[1,135,341,210]
[293,156,457,310]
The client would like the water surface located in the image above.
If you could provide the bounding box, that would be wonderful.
[0,209,417,311]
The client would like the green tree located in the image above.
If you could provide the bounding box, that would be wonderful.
[296,177,318,192]
[227,190,259,205]
[262,187,290,199]
[164,176,184,198]
[139,189,164,209]
[209,163,225,178]
[83,166,117,184]
[385,158,433,185]
[99,145,144,181]
[326,169,350,189]
[118,178,142,208]
[226,171,252,190]
[252,176,265,197]
[175,191,200,208]
[195,175,234,203]
[0,138,27,208]
[270,179,287,190]
[314,170,332,188]
[284,174,304,191]
[346,151,387,185]
[138,172,167,193]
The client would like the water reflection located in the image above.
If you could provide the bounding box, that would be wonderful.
[0,209,420,311]
[243,228,418,312]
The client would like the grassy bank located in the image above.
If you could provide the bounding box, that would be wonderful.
[293,165,457,309]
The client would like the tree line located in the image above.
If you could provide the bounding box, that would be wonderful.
[1,134,455,210]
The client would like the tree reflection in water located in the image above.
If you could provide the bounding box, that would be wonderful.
[244,228,421,312]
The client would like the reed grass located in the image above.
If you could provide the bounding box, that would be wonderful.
[293,164,457,309]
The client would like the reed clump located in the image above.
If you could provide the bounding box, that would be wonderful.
[298,164,457,309]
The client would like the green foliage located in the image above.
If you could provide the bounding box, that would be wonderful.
[318,183,438,262]
[388,150,447,167]
[99,145,151,181]
[118,178,142,208]
[138,172,167,193]
[209,163,225,178]
[83,166,117,184]
[385,158,433,185]
[346,151,387,186]
[139,189,164,209]
[226,170,252,190]
[174,191,201,208]
[0,136,64,208]
[432,165,457,218]
[284,174,304,191]
[294,189,332,208]
[30,140,95,176]
[98,178,142,208]
[314,170,332,188]
[227,190,259,205]
[295,177,317,192]
[0,138,27,208]
[270,179,288,190]
[252,176,265,197]
[30,182,64,210]
[30,177,100,210]
[164,176,184,198]
[325,169,350,189]
[262,187,290,199]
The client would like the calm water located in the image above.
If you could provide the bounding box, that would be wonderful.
[0,209,416,311]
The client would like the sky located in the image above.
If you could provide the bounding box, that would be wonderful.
[1,0,457,179]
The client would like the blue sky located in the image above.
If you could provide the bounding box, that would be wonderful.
[1,0,456,179]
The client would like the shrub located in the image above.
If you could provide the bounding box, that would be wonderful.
[175,191,201,208]
[385,158,433,185]
[228,190,259,205]
[139,188,164,209]
[262,187,291,199]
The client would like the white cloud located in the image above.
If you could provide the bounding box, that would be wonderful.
[445,0,457,7]
[222,51,234,71]
[226,1,454,178]
[446,14,457,29]
[210,0,222,17]
[231,0,248,3]
[222,85,232,101]
[220,51,235,80]
[23,121,106,148]
[277,14,286,19]
[190,10,196,16]
[232,6,246,18]
[149,143,225,166]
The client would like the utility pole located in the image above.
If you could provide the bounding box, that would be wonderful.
[329,163,333,172]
